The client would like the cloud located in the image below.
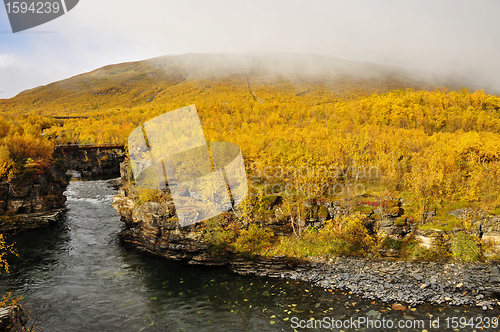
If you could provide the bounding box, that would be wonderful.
[1,0,500,98]
[0,54,45,97]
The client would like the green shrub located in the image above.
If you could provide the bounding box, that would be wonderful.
[410,232,450,261]
[489,205,500,216]
[203,217,237,254]
[410,245,441,261]
[334,213,375,255]
[318,206,329,219]
[394,216,407,226]
[272,212,376,258]
[387,206,402,215]
[380,237,403,250]
[354,205,373,215]
[233,223,274,257]
[273,235,336,257]
[451,232,481,261]
[304,225,319,233]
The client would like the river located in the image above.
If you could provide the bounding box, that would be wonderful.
[0,179,496,331]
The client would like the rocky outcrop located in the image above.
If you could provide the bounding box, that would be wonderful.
[54,148,125,179]
[112,161,230,265]
[0,306,27,332]
[0,147,126,233]
[114,197,230,265]
[0,162,68,233]
[480,216,500,248]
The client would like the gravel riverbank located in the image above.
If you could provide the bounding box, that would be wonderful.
[230,256,500,310]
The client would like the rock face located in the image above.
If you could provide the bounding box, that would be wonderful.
[0,147,126,233]
[112,161,230,266]
[0,162,68,233]
[54,148,125,179]
[481,216,500,248]
[0,306,27,332]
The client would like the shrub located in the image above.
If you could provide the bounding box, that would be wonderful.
[203,216,237,254]
[0,234,17,274]
[410,245,441,261]
[334,212,375,255]
[394,216,407,226]
[354,205,373,215]
[137,188,167,205]
[273,213,376,257]
[318,206,329,219]
[380,236,403,250]
[272,234,338,257]
[409,232,450,261]
[451,232,481,261]
[233,223,274,257]
[1,133,53,161]
[0,145,12,179]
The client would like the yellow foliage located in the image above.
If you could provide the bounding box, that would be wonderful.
[0,234,17,274]
[332,212,375,255]
[0,145,13,179]
[232,223,274,257]
[137,188,167,205]
[2,77,500,217]
[272,212,375,257]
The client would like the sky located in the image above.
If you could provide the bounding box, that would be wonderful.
[1,0,500,98]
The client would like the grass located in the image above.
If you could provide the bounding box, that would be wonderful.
[450,232,481,261]
[489,206,500,216]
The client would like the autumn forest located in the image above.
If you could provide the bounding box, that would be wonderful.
[1,54,500,260]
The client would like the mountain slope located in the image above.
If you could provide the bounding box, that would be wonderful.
[0,53,499,227]
[0,53,436,116]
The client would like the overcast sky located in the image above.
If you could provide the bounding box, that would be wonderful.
[1,0,500,98]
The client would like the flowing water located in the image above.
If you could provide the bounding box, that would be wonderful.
[0,179,496,331]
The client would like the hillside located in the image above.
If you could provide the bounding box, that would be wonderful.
[0,53,432,116]
[0,53,499,246]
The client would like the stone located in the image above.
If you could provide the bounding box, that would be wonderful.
[489,267,500,283]
[412,273,423,281]
[366,310,381,319]
[392,303,406,311]
[0,306,27,331]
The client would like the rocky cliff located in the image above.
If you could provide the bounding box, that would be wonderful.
[54,148,125,179]
[112,160,500,260]
[112,161,230,265]
[0,147,127,233]
[0,161,68,233]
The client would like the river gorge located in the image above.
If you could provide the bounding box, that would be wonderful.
[0,176,498,331]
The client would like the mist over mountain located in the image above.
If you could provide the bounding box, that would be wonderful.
[0,53,470,114]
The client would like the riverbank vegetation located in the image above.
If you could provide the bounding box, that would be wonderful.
[20,85,500,220]
[0,115,55,181]
[200,199,497,262]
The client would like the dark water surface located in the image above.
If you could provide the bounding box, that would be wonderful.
[0,179,497,331]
